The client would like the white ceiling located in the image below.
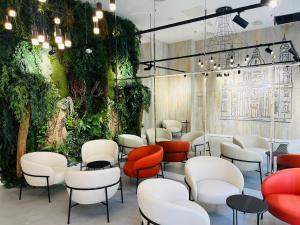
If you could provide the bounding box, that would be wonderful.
[89,0,300,43]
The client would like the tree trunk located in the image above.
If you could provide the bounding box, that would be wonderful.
[16,107,31,178]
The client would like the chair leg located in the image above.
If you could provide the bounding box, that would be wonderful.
[19,176,23,200]
[67,189,72,224]
[259,162,263,184]
[136,171,139,193]
[120,178,124,203]
[194,145,197,157]
[46,177,51,203]
[207,142,212,156]
[105,187,110,223]
[160,163,164,178]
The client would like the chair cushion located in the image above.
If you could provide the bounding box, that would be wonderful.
[85,154,115,165]
[168,127,181,133]
[197,179,240,204]
[52,166,66,184]
[266,194,300,225]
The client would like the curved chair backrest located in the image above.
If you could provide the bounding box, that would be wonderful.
[118,134,144,152]
[146,128,172,144]
[277,154,300,170]
[287,140,300,154]
[185,156,244,200]
[137,178,210,225]
[127,145,163,177]
[221,142,262,171]
[181,131,203,142]
[233,135,269,149]
[65,167,120,205]
[157,141,190,162]
[262,168,300,197]
[21,152,67,186]
[81,139,118,163]
[162,120,182,129]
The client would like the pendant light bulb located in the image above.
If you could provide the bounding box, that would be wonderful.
[4,16,13,30]
[38,0,47,3]
[218,64,221,70]
[54,17,61,25]
[200,62,204,68]
[95,2,103,19]
[31,29,39,46]
[58,43,65,50]
[38,31,45,43]
[214,64,217,69]
[230,56,234,63]
[210,57,214,63]
[93,22,100,35]
[8,8,17,17]
[55,28,63,44]
[92,16,98,22]
[43,41,50,49]
[64,33,72,48]
[110,0,116,11]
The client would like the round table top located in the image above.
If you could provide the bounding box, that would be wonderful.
[226,194,268,214]
[86,160,111,169]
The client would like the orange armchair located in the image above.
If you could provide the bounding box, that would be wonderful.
[124,145,164,192]
[157,141,190,170]
[262,168,300,225]
[277,154,300,170]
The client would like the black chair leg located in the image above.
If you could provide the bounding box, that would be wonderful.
[105,188,110,223]
[207,142,212,156]
[46,177,51,203]
[160,163,164,178]
[67,189,72,224]
[19,177,23,200]
[259,163,263,184]
[120,178,124,203]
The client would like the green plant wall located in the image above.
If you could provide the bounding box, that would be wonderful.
[0,0,151,186]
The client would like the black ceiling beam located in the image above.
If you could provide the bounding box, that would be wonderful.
[136,1,267,35]
[141,40,292,64]
[140,62,186,73]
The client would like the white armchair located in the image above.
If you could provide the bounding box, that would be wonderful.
[185,156,244,206]
[65,167,123,224]
[118,134,144,161]
[137,178,210,225]
[81,139,118,168]
[181,131,211,156]
[220,142,263,183]
[233,135,270,156]
[162,120,182,135]
[20,152,68,202]
[146,128,172,145]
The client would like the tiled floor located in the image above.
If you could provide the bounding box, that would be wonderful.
[0,166,288,225]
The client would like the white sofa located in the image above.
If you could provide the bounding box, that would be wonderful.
[81,139,118,168]
[185,156,244,206]
[162,120,182,135]
[118,134,144,160]
[220,142,263,183]
[181,131,211,156]
[20,152,68,202]
[137,178,210,225]
[146,128,172,145]
[65,167,122,224]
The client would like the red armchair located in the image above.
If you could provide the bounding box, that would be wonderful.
[123,145,164,192]
[262,168,300,225]
[157,141,190,170]
[277,154,300,170]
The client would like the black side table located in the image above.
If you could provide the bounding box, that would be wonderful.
[86,160,111,170]
[226,194,268,225]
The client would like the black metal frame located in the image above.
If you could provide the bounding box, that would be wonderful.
[119,144,140,162]
[139,208,161,225]
[19,172,51,203]
[220,154,263,184]
[184,178,193,201]
[66,178,124,224]
[194,141,211,157]
[163,151,189,171]
[135,163,164,193]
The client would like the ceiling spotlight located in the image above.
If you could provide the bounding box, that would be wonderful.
[38,0,47,3]
[230,56,234,63]
[216,73,222,78]
[110,0,116,12]
[265,47,274,55]
[198,59,201,65]
[233,13,249,29]
[85,48,93,54]
[224,73,230,77]
[144,64,153,71]
[93,22,100,35]
[4,16,12,30]
[263,0,278,8]
[48,47,56,55]
[8,8,17,17]
[92,15,98,22]
[200,62,204,68]
[230,63,234,68]
[210,57,214,63]
[237,64,240,68]
[54,17,61,25]
[95,2,103,19]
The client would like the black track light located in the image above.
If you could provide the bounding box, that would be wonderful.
[289,47,300,62]
[233,13,249,29]
[216,73,222,78]
[265,47,274,55]
[144,64,153,71]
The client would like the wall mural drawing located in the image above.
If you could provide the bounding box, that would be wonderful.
[221,36,293,122]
